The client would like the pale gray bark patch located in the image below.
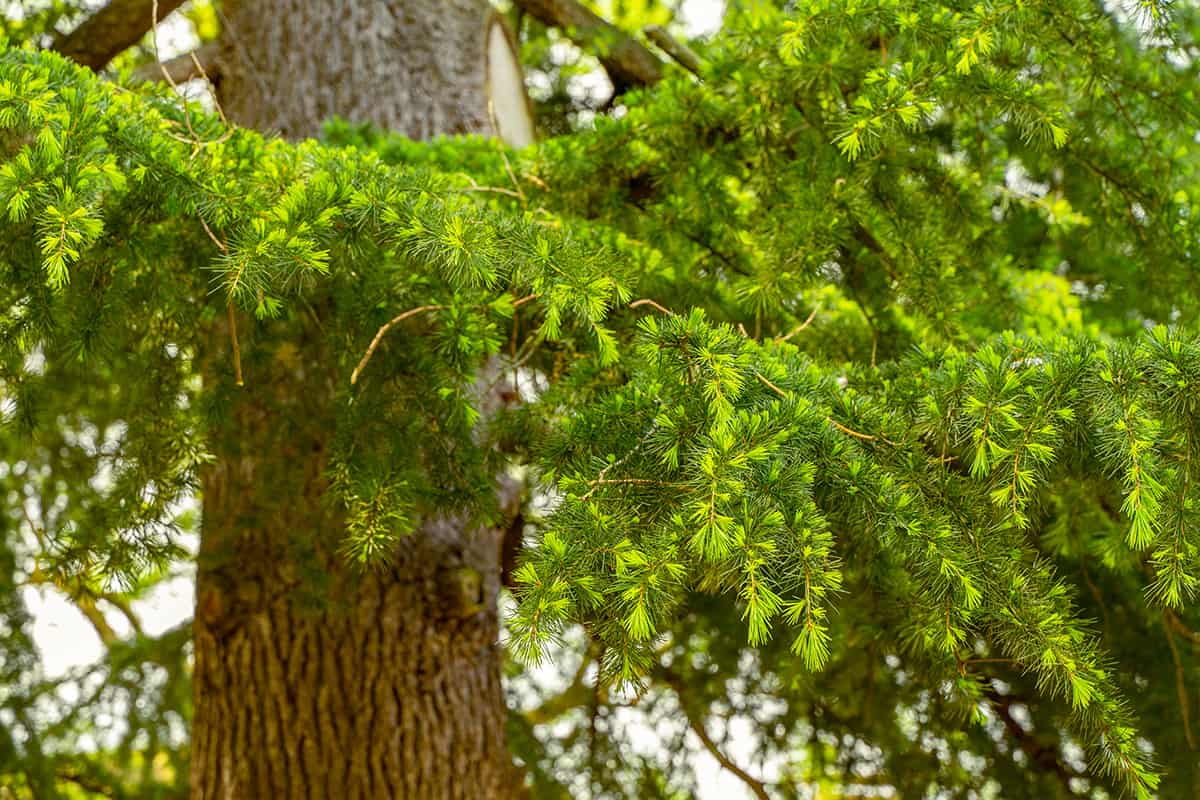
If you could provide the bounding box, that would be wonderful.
[217,0,505,141]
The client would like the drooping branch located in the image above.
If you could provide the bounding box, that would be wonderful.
[512,0,663,92]
[51,0,188,71]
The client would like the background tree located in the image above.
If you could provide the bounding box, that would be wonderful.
[2,1,1199,799]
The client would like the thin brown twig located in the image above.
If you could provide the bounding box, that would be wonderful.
[150,1,232,150]
[484,97,530,206]
[755,374,894,443]
[579,424,668,503]
[453,173,524,199]
[227,302,243,387]
[630,298,673,315]
[523,172,550,191]
[189,49,230,127]
[1166,610,1200,644]
[1165,613,1197,750]
[351,305,446,385]
[198,216,228,253]
[774,304,821,343]
[657,667,770,800]
[829,418,890,443]
[151,0,200,152]
[755,371,789,398]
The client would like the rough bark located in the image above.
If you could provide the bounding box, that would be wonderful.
[214,0,528,142]
[192,312,524,800]
[52,0,187,70]
[191,2,531,798]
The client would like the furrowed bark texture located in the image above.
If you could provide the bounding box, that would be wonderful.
[191,2,528,798]
[217,0,500,141]
[192,316,523,800]
[52,0,188,70]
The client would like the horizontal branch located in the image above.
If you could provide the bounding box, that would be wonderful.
[52,0,188,71]
[644,25,704,78]
[513,0,664,92]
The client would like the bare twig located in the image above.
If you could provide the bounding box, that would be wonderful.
[483,92,532,200]
[578,423,663,503]
[756,372,894,443]
[453,183,524,199]
[227,302,243,388]
[133,41,222,85]
[351,305,446,385]
[1166,610,1200,644]
[657,667,771,800]
[755,371,789,398]
[774,304,821,343]
[190,47,228,125]
[630,298,673,315]
[198,216,228,253]
[1165,614,1197,750]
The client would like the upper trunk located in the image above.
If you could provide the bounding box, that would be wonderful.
[214,0,533,144]
[190,2,530,798]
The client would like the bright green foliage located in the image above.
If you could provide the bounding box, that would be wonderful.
[3,0,1200,797]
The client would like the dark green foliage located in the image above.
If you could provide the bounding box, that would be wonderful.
[2,0,1200,797]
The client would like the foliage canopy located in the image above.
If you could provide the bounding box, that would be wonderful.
[2,0,1200,797]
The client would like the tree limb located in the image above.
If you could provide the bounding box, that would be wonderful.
[656,667,771,800]
[644,25,704,78]
[982,683,1079,790]
[513,0,663,93]
[52,0,188,71]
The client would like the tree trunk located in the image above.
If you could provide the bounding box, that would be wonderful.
[190,2,530,798]
[212,0,533,144]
